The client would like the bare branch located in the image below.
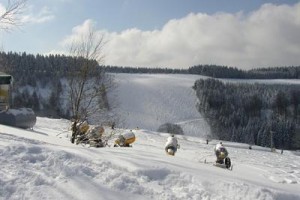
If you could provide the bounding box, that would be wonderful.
[0,0,27,31]
[66,27,114,144]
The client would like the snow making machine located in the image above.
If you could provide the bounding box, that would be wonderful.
[0,72,36,129]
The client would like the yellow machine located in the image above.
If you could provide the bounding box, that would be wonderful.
[78,121,90,134]
[0,72,36,129]
[114,131,136,147]
[0,73,10,110]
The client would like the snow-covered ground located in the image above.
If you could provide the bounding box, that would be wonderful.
[0,117,300,200]
[110,73,211,137]
[110,73,300,138]
[1,73,300,199]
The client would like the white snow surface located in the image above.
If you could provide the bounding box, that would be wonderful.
[111,73,211,137]
[1,73,300,199]
[0,117,300,200]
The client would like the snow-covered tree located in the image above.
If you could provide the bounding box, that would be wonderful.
[157,123,184,135]
[193,78,299,149]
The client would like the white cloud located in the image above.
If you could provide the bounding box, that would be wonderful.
[0,3,5,13]
[60,19,97,47]
[21,6,55,24]
[57,19,107,62]
[1,2,54,26]
[0,2,24,30]
[59,3,300,69]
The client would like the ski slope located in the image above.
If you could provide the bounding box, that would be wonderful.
[0,117,299,200]
[110,73,300,138]
[1,74,300,199]
[110,73,211,137]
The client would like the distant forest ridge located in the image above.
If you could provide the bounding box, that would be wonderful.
[0,52,299,150]
[105,65,300,79]
[0,51,298,79]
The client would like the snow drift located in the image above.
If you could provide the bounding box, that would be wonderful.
[0,117,299,200]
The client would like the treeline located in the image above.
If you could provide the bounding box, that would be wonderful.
[0,51,104,118]
[105,64,300,79]
[188,65,300,79]
[0,52,99,85]
[193,78,300,150]
[249,67,300,79]
[104,65,187,74]
[1,52,299,80]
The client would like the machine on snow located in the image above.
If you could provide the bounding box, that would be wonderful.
[114,130,136,147]
[74,121,107,148]
[166,147,176,156]
[0,72,36,129]
[214,157,232,170]
[214,143,232,170]
[165,135,180,156]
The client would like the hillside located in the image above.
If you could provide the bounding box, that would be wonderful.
[110,73,211,137]
[0,117,299,200]
[109,73,299,139]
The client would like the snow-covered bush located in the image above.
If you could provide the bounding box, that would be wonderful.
[157,123,184,135]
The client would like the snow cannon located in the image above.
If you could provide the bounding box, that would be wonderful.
[219,152,227,159]
[0,72,36,129]
[76,124,105,147]
[114,130,136,147]
[87,125,105,139]
[78,121,90,134]
[167,148,175,156]
[215,146,228,160]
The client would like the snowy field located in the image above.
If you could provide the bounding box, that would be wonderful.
[0,117,300,200]
[110,73,300,138]
[1,73,300,199]
[111,73,211,137]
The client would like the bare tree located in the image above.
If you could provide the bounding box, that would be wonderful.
[0,0,27,31]
[67,27,115,143]
[0,0,27,76]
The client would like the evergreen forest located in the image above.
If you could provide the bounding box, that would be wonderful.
[0,51,105,119]
[193,78,300,150]
[0,51,299,150]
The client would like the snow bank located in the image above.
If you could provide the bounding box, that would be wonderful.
[0,117,299,200]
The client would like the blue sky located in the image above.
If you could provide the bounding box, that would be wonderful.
[0,0,300,69]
